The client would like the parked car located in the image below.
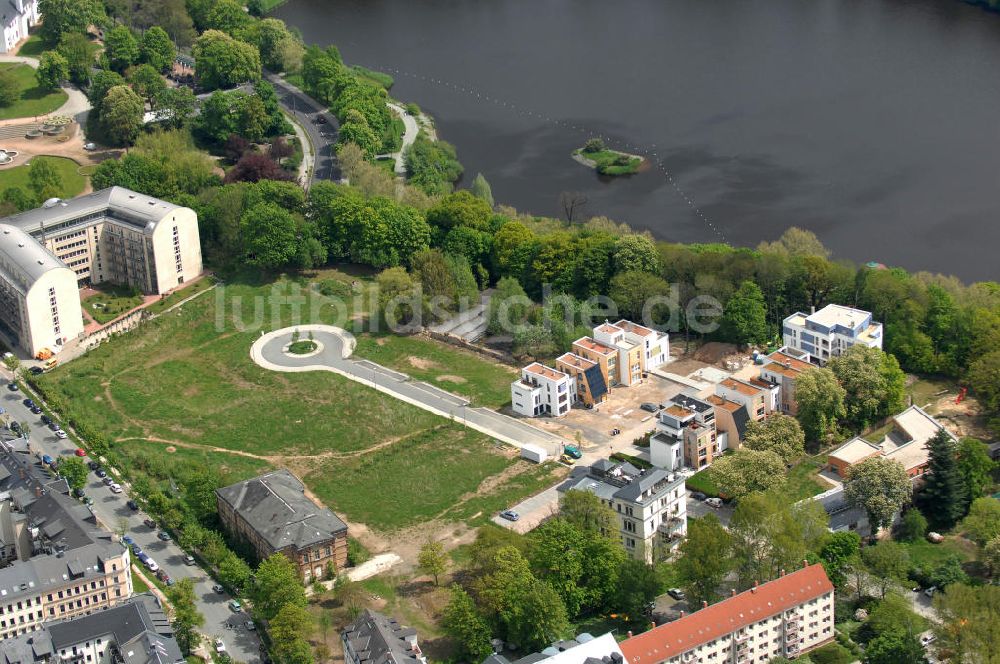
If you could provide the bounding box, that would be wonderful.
[563,445,582,459]
[41,454,54,465]
[102,476,114,485]
[143,518,156,529]
[41,415,52,426]
[640,402,660,413]
[55,430,68,439]
[88,460,99,470]
[96,469,107,478]
[560,454,576,465]
[83,142,96,151]
[29,366,43,375]
[73,488,85,498]
[157,531,171,541]
[214,638,226,653]
[126,500,139,511]
[667,588,686,600]
[83,496,93,506]
[122,535,134,546]
[212,584,225,594]
[184,555,195,566]
[499,509,519,522]
[22,398,34,408]
[74,448,85,457]
[7,382,17,391]
[228,600,242,612]
[30,405,42,414]
[132,544,144,556]
[245,620,256,631]
[690,491,707,501]
[47,422,59,431]
[109,483,122,494]
[705,497,723,508]
[9,422,20,433]
[145,558,159,572]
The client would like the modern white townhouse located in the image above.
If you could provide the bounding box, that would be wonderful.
[511,362,575,418]
[558,459,687,562]
[650,394,718,471]
[758,346,812,415]
[621,564,836,664]
[782,304,882,365]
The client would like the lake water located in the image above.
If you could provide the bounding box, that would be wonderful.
[275,0,1000,281]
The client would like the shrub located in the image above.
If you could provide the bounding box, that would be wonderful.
[404,102,420,116]
[347,537,370,566]
[896,508,928,542]
[583,137,605,153]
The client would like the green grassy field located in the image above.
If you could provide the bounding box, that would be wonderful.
[897,535,977,569]
[82,283,144,324]
[0,63,67,120]
[574,147,642,176]
[0,155,87,199]
[38,274,551,532]
[146,277,216,315]
[17,34,102,60]
[353,333,517,408]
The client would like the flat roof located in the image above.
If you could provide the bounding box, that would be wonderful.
[707,395,743,413]
[797,304,873,330]
[524,363,569,381]
[828,437,883,465]
[573,336,616,356]
[3,187,181,237]
[621,565,834,663]
[595,323,623,336]
[763,350,812,377]
[719,377,762,397]
[614,319,654,337]
[555,353,597,370]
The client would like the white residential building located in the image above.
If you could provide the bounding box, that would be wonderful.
[758,346,812,415]
[782,304,883,365]
[621,564,836,664]
[558,459,687,562]
[612,319,669,371]
[650,394,718,471]
[0,0,38,54]
[511,362,575,418]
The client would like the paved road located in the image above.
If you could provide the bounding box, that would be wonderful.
[252,326,566,456]
[0,379,262,663]
[265,73,340,186]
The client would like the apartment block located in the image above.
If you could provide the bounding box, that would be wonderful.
[0,446,133,640]
[592,323,645,387]
[621,564,836,664]
[706,395,750,451]
[572,336,620,388]
[216,469,348,583]
[342,609,426,664]
[555,352,608,407]
[758,347,812,415]
[782,304,883,365]
[612,319,669,371]
[1,594,184,664]
[827,405,954,478]
[651,394,718,470]
[715,378,767,423]
[511,363,575,418]
[0,187,203,356]
[558,459,687,562]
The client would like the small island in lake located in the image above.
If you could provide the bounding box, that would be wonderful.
[572,138,645,176]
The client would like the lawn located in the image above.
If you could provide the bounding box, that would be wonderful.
[685,465,721,497]
[131,568,150,593]
[685,454,828,501]
[0,63,67,119]
[17,34,102,60]
[897,534,977,570]
[353,333,517,408]
[82,283,144,324]
[145,277,216,315]
[809,642,854,664]
[305,424,558,530]
[0,155,87,199]
[36,274,543,532]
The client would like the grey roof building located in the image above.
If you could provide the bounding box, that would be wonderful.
[1,594,184,664]
[216,469,349,581]
[482,632,624,664]
[342,609,425,664]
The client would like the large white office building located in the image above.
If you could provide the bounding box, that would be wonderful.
[0,188,203,356]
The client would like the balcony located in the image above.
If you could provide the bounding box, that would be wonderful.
[786,633,799,644]
[735,633,750,644]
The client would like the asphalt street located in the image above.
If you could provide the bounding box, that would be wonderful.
[255,327,566,456]
[265,73,340,185]
[0,381,262,663]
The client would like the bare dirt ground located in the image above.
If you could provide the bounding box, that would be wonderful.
[934,393,991,440]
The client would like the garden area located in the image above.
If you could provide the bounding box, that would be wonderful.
[0,63,67,119]
[35,274,558,535]
[685,452,829,500]
[0,155,87,199]
[82,283,144,324]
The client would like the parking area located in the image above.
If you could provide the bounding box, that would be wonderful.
[686,494,734,526]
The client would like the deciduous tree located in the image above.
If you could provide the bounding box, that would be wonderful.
[612,234,659,274]
[105,26,140,73]
[470,172,495,207]
[933,584,1000,664]
[711,449,786,499]
[28,159,62,199]
[418,540,448,586]
[608,270,672,322]
[141,26,176,72]
[0,69,19,107]
[101,85,144,146]
[35,52,68,90]
[742,413,804,462]
[58,456,88,491]
[442,585,493,661]
[960,497,1000,545]
[819,531,861,587]
[269,603,314,664]
[830,345,907,428]
[165,578,204,654]
[721,280,770,346]
[193,30,261,91]
[984,535,1000,581]
[957,437,996,508]
[861,541,910,599]
[844,457,912,536]
[794,366,846,442]
[896,508,928,543]
[252,553,306,621]
[57,32,93,85]
[676,515,733,606]
[38,0,103,44]
[241,202,300,270]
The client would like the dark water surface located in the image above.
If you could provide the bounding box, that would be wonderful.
[276,0,1000,281]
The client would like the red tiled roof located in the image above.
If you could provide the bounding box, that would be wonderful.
[620,564,833,663]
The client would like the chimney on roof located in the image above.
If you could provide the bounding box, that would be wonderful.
[702,600,708,609]
[803,559,809,568]
[780,568,786,577]
[679,611,685,618]
[626,630,633,639]
[751,581,758,593]
[731,589,736,597]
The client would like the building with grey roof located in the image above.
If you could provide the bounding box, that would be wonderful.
[216,469,348,582]
[557,459,686,563]
[483,632,624,664]
[342,609,426,664]
[0,444,132,640]
[0,187,202,356]
[1,594,184,664]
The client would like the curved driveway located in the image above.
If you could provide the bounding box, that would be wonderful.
[251,326,564,455]
[265,73,340,185]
